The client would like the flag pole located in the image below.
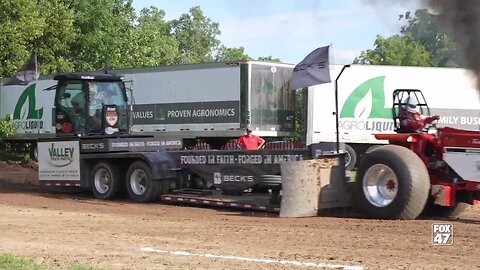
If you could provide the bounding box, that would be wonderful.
[34,53,40,135]
[335,64,350,153]
[34,54,38,81]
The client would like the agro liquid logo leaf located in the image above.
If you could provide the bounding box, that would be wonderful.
[340,76,392,119]
[13,84,44,120]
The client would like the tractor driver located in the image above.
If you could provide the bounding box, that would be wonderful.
[399,97,440,133]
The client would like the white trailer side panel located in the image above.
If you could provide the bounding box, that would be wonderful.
[307,64,480,146]
[125,65,242,133]
[0,80,57,138]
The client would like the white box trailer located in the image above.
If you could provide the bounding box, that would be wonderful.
[0,61,296,152]
[120,61,296,140]
[306,64,480,169]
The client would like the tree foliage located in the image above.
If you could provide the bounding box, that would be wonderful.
[354,8,461,67]
[0,1,282,78]
[34,0,76,73]
[0,118,15,138]
[399,9,462,67]
[66,0,137,71]
[129,6,179,67]
[214,46,251,62]
[353,35,432,66]
[257,56,281,63]
[170,6,221,64]
[0,0,44,76]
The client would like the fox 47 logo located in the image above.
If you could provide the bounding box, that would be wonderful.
[432,223,454,245]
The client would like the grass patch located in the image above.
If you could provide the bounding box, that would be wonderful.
[0,253,50,270]
[0,253,101,270]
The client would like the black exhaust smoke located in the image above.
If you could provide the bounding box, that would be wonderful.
[425,0,480,99]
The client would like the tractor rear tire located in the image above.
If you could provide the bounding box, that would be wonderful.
[126,161,160,203]
[354,145,430,220]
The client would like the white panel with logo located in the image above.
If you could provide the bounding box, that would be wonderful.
[0,80,57,135]
[38,140,81,181]
[307,64,480,146]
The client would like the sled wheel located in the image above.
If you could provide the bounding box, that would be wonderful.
[354,145,430,220]
[92,161,121,200]
[126,160,160,203]
[344,144,357,171]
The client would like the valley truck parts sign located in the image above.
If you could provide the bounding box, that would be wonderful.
[38,141,80,181]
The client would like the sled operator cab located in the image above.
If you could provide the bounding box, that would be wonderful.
[53,73,129,137]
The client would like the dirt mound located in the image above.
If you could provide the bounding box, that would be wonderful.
[0,160,38,186]
[1,160,38,171]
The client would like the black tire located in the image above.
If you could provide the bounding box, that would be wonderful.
[366,145,381,153]
[91,161,121,200]
[29,144,38,162]
[344,144,357,171]
[422,201,469,219]
[354,145,430,220]
[256,175,282,189]
[126,160,160,203]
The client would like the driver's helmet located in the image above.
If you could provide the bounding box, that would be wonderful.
[404,96,419,113]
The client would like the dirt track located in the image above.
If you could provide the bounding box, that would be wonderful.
[1,161,480,270]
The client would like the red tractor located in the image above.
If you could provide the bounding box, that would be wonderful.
[354,89,480,220]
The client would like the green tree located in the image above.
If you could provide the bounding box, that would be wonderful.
[170,6,221,64]
[399,9,462,67]
[66,0,136,71]
[257,56,281,62]
[34,0,76,74]
[353,35,432,66]
[128,6,179,67]
[214,45,251,62]
[0,0,44,76]
[0,3,257,76]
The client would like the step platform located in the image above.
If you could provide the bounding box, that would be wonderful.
[160,189,280,213]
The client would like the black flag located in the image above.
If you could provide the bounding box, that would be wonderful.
[4,55,39,86]
[288,45,331,90]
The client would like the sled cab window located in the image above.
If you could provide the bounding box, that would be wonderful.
[55,81,85,134]
[87,81,128,133]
